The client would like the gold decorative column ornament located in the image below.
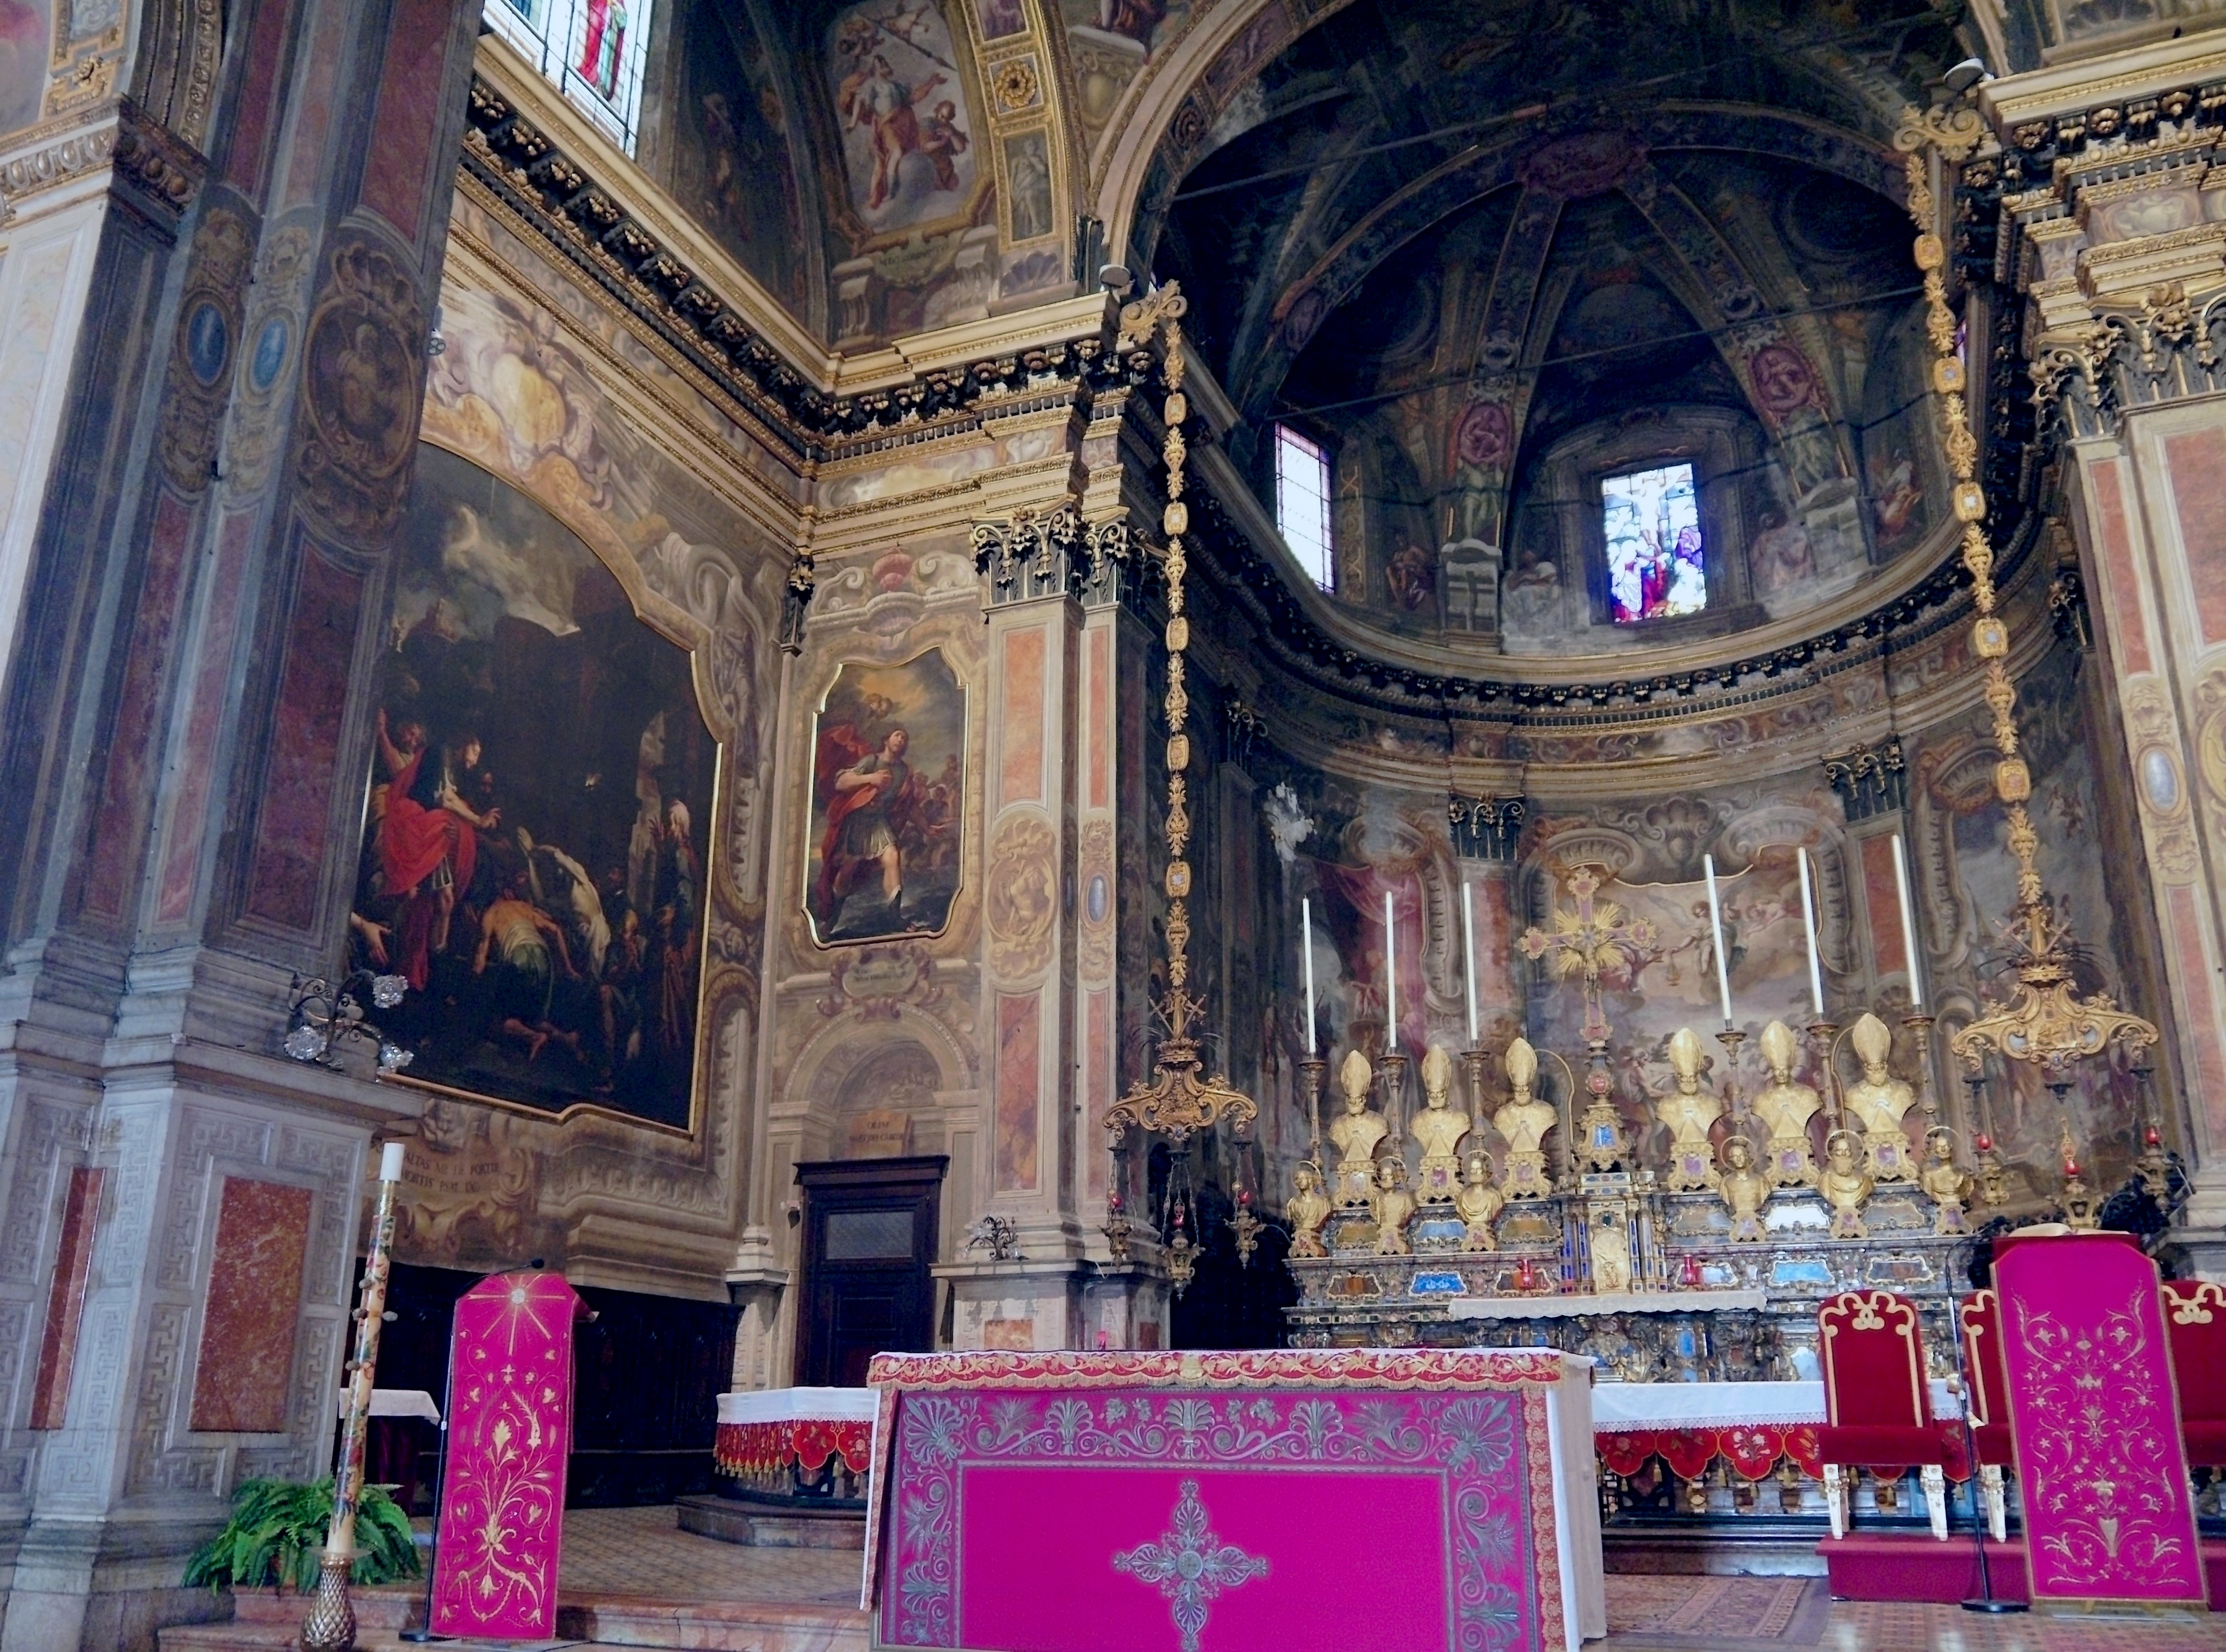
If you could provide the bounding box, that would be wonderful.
[302,1142,407,1652]
[1894,112,2160,1090]
[1099,281,1258,1292]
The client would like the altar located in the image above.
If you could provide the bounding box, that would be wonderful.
[862,1348,1606,1652]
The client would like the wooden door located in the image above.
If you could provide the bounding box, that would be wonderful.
[793,1156,947,1387]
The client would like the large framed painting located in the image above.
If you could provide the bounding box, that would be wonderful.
[805,650,964,945]
[349,444,716,1131]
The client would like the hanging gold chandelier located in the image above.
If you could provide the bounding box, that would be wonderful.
[1894,108,2159,1080]
[1099,282,1258,1289]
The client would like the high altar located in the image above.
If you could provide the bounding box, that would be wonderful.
[862,1349,1606,1652]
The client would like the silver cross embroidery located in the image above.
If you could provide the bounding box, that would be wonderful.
[1112,1479,1268,1652]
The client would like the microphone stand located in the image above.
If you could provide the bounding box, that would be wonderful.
[399,1311,460,1644]
[1950,1294,2025,1615]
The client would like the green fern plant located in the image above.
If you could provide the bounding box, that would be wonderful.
[184,1478,421,1594]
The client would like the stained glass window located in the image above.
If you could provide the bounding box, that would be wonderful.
[1275,425,1334,592]
[1603,461,1706,624]
[483,0,652,153]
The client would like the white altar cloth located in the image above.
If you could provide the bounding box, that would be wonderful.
[1446,1287,1769,1320]
[1589,1377,1961,1429]
[716,1386,879,1425]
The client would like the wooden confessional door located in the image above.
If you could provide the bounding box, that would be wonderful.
[792,1156,947,1388]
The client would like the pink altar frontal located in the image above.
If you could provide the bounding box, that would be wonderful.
[863,1348,1605,1652]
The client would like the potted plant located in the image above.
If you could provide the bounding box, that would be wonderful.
[184,1478,421,1594]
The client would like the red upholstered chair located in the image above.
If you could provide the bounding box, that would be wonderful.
[1958,1291,2011,1541]
[2162,1279,2226,1469]
[1817,1289,1951,1540]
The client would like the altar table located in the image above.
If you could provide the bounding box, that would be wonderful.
[1594,1378,1967,1482]
[864,1349,1605,1652]
[715,1386,879,1496]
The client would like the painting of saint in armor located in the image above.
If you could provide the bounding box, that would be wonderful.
[806,650,965,944]
[348,444,715,1130]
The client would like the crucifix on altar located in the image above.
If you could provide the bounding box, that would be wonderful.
[1519,866,1659,1175]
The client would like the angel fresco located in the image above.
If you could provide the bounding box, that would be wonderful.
[806,652,966,944]
[827,2,977,228]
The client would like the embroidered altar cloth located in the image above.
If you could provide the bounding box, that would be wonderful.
[1996,1234,2207,1610]
[1593,1379,1965,1482]
[429,1271,589,1640]
[715,1386,878,1484]
[865,1348,1605,1652]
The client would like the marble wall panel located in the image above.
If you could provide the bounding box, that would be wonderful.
[994,990,1040,1191]
[2162,426,2226,650]
[187,1177,314,1433]
[28,1166,103,1429]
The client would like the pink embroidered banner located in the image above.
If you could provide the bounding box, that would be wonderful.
[866,1349,1570,1652]
[430,1272,589,1640]
[1995,1234,2207,1609]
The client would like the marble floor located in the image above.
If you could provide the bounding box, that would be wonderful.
[356,1506,2226,1652]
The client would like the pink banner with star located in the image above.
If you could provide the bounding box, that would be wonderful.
[1995,1234,2207,1610]
[865,1349,1572,1652]
[429,1271,590,1640]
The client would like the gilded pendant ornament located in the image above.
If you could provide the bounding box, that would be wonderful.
[1098,283,1259,1287]
[1893,117,2158,1081]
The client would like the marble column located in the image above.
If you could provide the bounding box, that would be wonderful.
[0,2,482,1646]
[1982,43,2226,1271]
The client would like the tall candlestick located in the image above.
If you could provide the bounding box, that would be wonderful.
[1383,889,1398,1049]
[1461,882,1480,1047]
[1301,897,1317,1056]
[1890,832,1925,1010]
[1797,848,1826,1017]
[1703,853,1734,1028]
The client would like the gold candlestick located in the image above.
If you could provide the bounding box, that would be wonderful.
[1378,1049,1410,1158]
[1299,1055,1329,1172]
[1806,1021,1841,1125]
[303,1144,407,1652]
[1902,1012,1941,1125]
[1716,1025,1749,1132]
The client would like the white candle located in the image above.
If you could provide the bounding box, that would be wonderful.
[1461,882,1480,1047]
[378,1142,406,1183]
[1301,897,1318,1055]
[1797,848,1826,1017]
[1383,889,1398,1049]
[1703,854,1734,1028]
[1891,833,1925,1010]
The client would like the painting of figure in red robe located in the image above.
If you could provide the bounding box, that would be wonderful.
[349,444,715,1129]
[806,651,964,945]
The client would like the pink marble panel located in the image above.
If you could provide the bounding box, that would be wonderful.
[157,509,256,925]
[359,0,456,246]
[999,625,1046,808]
[1858,834,1906,982]
[80,490,197,921]
[2090,459,2150,675]
[994,992,1040,1192]
[244,541,363,932]
[1085,988,1112,1202]
[1086,626,1109,812]
[188,1177,314,1433]
[2164,427,2226,648]
[30,1168,104,1429]
[222,0,294,194]
[2167,884,2226,1148]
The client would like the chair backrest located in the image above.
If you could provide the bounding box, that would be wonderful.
[1959,1290,2007,1429]
[2162,1279,2226,1424]
[1818,1289,1933,1429]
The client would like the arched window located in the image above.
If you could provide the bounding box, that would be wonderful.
[1602,460,1707,625]
[484,0,653,153]
[1274,424,1335,592]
